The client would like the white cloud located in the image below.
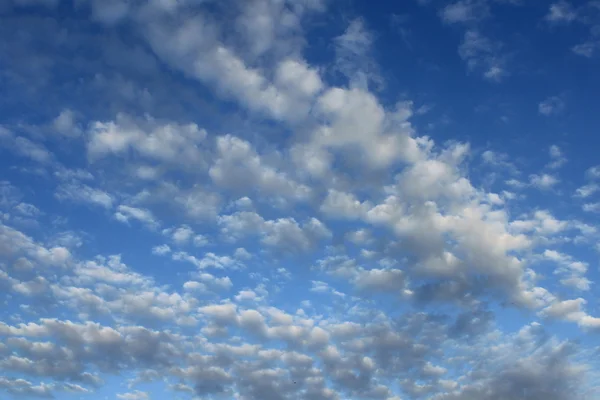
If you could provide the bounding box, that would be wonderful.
[142,12,323,122]
[234,0,324,59]
[117,391,150,400]
[275,58,324,99]
[173,251,242,270]
[13,136,52,164]
[233,247,252,260]
[545,1,577,23]
[160,225,208,247]
[290,144,333,178]
[230,197,254,211]
[151,244,171,255]
[334,18,381,88]
[193,234,208,247]
[2,2,600,399]
[440,0,490,24]
[14,202,42,218]
[354,269,406,293]
[309,88,421,170]
[320,189,371,219]
[543,249,590,291]
[539,96,565,116]
[530,173,559,190]
[0,181,22,208]
[49,231,84,249]
[217,211,266,241]
[547,144,567,169]
[161,225,194,245]
[235,289,260,302]
[170,225,194,244]
[586,165,600,179]
[0,222,72,268]
[540,298,590,324]
[0,377,54,398]
[209,135,311,201]
[346,229,373,245]
[218,211,331,253]
[572,41,598,57]
[262,217,332,252]
[52,108,81,137]
[575,183,599,198]
[115,205,159,228]
[458,30,507,81]
[88,114,208,168]
[132,182,221,221]
[481,150,518,172]
[54,166,94,181]
[510,210,569,237]
[194,273,233,291]
[582,202,600,213]
[55,183,114,209]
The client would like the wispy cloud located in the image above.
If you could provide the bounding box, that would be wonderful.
[539,96,566,116]
[440,0,490,24]
[545,1,577,23]
[459,30,507,81]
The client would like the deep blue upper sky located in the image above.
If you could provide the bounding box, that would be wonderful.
[1,1,600,399]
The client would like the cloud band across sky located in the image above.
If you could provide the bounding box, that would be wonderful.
[1,0,600,399]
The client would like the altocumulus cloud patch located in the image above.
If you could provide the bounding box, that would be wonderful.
[1,0,600,399]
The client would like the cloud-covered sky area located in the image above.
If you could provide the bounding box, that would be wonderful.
[1,0,600,399]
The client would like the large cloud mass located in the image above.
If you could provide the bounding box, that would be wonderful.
[1,0,600,399]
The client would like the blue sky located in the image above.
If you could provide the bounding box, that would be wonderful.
[1,0,600,399]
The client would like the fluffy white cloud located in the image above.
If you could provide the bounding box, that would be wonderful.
[130,182,221,221]
[0,222,72,268]
[1,1,599,399]
[151,244,171,255]
[160,225,207,247]
[354,269,406,293]
[530,173,559,190]
[320,189,371,219]
[218,210,331,252]
[539,297,600,330]
[88,114,208,168]
[308,88,421,169]
[543,249,591,291]
[0,377,54,398]
[141,9,323,122]
[1,210,597,398]
[209,135,311,201]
